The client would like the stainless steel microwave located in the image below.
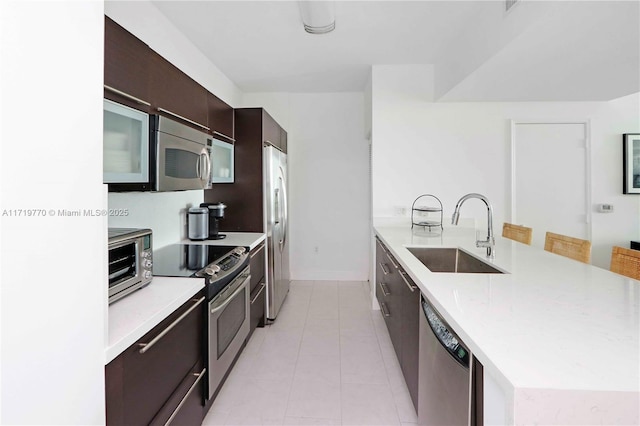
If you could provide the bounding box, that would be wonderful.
[152,115,213,192]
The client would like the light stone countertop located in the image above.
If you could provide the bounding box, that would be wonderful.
[105,277,204,364]
[374,219,640,425]
[181,232,265,250]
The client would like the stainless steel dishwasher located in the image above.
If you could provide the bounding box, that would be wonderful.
[418,294,472,426]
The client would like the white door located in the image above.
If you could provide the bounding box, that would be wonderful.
[513,122,590,249]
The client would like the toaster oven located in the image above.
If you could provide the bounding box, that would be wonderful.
[108,228,153,304]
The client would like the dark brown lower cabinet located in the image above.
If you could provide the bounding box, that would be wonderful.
[250,281,266,333]
[248,242,266,337]
[106,294,205,426]
[471,357,484,426]
[375,237,419,412]
[400,281,420,411]
[149,360,205,426]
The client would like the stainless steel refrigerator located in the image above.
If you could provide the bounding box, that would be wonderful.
[264,144,290,321]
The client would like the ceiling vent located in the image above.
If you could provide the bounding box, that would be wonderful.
[505,0,520,12]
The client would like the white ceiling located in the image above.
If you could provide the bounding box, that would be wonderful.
[152,0,640,101]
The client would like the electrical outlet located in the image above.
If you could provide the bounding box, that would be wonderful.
[314,246,319,253]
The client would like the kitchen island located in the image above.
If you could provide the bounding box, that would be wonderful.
[374,219,639,425]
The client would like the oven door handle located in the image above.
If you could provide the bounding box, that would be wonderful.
[210,275,250,314]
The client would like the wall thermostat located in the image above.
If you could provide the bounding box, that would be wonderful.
[598,204,614,213]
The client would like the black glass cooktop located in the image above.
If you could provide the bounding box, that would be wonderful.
[152,244,237,278]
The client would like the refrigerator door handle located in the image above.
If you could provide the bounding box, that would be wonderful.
[279,166,288,252]
[274,188,280,225]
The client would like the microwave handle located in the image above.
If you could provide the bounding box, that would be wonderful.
[198,150,210,186]
[203,152,212,184]
[195,154,201,179]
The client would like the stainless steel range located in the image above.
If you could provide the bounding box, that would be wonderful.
[153,244,250,400]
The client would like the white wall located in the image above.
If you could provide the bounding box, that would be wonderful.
[105,0,245,245]
[589,93,640,267]
[0,1,106,423]
[243,93,370,281]
[372,65,640,269]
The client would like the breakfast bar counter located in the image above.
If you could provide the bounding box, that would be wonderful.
[374,219,639,425]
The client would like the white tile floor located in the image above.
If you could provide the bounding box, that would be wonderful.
[202,280,418,426]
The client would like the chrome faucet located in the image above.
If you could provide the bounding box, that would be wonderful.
[451,193,495,258]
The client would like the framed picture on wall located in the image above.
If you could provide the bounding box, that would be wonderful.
[623,133,640,194]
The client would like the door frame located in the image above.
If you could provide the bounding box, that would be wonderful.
[510,120,593,242]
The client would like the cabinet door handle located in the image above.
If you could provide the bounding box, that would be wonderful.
[379,262,390,275]
[399,270,418,292]
[385,251,399,269]
[138,297,205,354]
[157,107,210,131]
[213,130,236,143]
[250,243,265,258]
[163,367,206,426]
[378,281,390,297]
[250,282,266,304]
[104,85,151,106]
[379,301,391,317]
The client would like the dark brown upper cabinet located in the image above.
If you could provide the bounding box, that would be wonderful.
[280,126,288,153]
[262,109,286,153]
[104,16,151,112]
[207,92,234,143]
[148,51,209,132]
[104,15,234,138]
[262,109,280,148]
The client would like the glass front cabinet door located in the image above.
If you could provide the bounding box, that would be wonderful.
[103,99,150,190]
[210,138,234,183]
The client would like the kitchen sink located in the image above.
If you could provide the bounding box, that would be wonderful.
[407,247,504,274]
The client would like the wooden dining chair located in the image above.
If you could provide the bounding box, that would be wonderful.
[610,246,640,280]
[502,223,533,245]
[544,232,591,264]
